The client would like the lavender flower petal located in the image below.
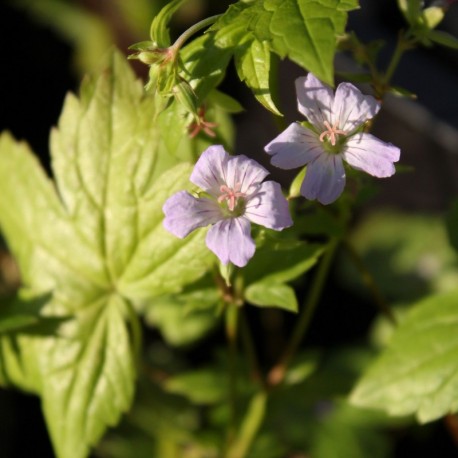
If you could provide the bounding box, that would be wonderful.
[245,181,293,230]
[163,191,222,238]
[206,217,255,267]
[296,74,333,130]
[190,145,228,197]
[265,123,322,170]
[343,133,401,178]
[226,154,269,194]
[332,83,380,134]
[301,154,346,205]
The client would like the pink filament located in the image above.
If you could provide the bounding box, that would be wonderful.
[218,183,245,211]
[319,120,346,146]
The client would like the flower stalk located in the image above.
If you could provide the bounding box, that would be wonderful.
[267,237,339,387]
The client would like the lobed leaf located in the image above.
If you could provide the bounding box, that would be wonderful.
[350,290,458,423]
[0,50,214,457]
[213,0,359,85]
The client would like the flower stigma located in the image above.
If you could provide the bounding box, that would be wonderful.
[218,183,246,215]
[319,120,347,146]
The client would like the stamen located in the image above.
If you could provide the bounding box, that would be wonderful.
[218,183,245,211]
[319,120,347,146]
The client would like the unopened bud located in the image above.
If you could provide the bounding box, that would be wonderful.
[423,6,445,28]
[173,80,199,115]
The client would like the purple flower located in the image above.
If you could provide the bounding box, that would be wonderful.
[265,73,401,205]
[163,145,293,267]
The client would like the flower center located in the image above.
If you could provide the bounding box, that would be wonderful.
[319,120,347,146]
[218,183,246,214]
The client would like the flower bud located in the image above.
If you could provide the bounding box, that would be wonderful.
[172,80,199,116]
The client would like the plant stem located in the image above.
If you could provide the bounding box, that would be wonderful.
[226,391,267,458]
[343,240,397,325]
[240,310,264,387]
[171,14,222,52]
[267,238,339,387]
[383,31,414,86]
[225,302,239,443]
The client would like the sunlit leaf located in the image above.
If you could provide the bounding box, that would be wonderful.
[350,290,458,423]
[213,0,359,85]
[245,282,298,312]
[0,50,213,457]
[235,39,282,115]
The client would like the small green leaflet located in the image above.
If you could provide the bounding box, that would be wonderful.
[0,50,213,458]
[245,282,298,312]
[213,0,359,86]
[350,290,458,423]
[150,0,186,46]
[235,39,282,116]
[242,240,323,312]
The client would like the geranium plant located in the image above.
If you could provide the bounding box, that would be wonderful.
[1,0,458,457]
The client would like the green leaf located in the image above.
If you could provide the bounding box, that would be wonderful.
[144,286,221,346]
[165,369,227,404]
[350,290,458,423]
[208,89,244,114]
[150,0,186,46]
[235,39,282,115]
[0,50,214,457]
[182,33,233,104]
[397,0,422,26]
[245,282,298,312]
[340,211,458,302]
[243,239,324,285]
[288,166,307,199]
[428,30,458,49]
[446,199,458,253]
[310,401,393,458]
[42,295,137,458]
[213,0,359,85]
[0,292,65,335]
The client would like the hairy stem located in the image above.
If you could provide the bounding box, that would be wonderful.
[171,14,221,52]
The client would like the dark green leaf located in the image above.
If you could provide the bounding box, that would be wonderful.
[182,33,233,104]
[428,30,458,49]
[208,89,244,114]
[235,39,282,115]
[243,239,324,285]
[213,0,358,85]
[446,199,458,253]
[0,293,66,335]
[144,279,221,346]
[339,211,458,302]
